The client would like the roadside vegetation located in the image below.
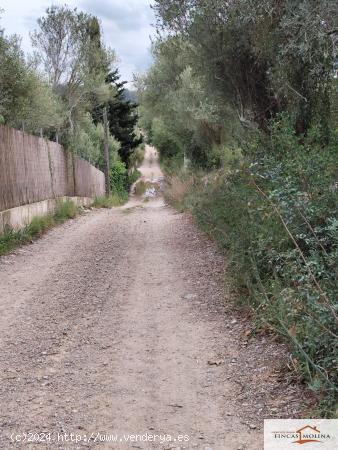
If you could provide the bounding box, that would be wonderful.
[138,0,338,415]
[0,200,79,256]
[0,3,149,264]
[0,5,143,201]
[93,193,128,209]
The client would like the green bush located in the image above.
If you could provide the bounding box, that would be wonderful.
[110,159,142,195]
[172,119,338,415]
[28,215,54,236]
[54,200,78,221]
[110,160,128,195]
[93,193,128,208]
[134,180,152,197]
[151,118,182,161]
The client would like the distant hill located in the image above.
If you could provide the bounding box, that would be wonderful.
[123,89,139,104]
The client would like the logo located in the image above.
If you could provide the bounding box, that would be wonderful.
[293,425,324,445]
[271,424,329,445]
[264,420,338,449]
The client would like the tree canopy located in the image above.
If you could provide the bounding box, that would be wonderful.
[0,5,143,196]
[139,0,337,166]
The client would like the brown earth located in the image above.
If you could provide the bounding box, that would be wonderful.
[0,146,310,449]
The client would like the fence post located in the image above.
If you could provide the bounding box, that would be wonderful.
[103,107,110,196]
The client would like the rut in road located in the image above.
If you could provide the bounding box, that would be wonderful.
[0,146,306,449]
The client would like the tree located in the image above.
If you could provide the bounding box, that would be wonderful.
[137,37,228,167]
[67,112,120,169]
[152,0,336,136]
[104,69,142,166]
[31,6,114,134]
[0,23,63,132]
[32,6,104,88]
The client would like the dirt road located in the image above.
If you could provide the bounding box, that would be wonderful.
[0,147,306,449]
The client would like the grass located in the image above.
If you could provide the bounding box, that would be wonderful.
[0,200,80,256]
[93,192,128,208]
[54,199,78,220]
[164,173,195,211]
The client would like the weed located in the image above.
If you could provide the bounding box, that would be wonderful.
[93,193,128,208]
[0,200,79,256]
[54,200,78,221]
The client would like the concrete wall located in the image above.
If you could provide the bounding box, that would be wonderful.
[0,197,93,234]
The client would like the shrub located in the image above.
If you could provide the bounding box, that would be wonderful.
[93,193,127,208]
[54,200,78,221]
[164,171,195,211]
[151,118,182,160]
[168,119,338,415]
[110,160,128,195]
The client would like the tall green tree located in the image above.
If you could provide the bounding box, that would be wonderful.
[31,6,114,134]
[152,0,336,136]
[103,69,142,166]
[0,20,63,132]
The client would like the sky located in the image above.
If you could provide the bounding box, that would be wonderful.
[0,0,156,86]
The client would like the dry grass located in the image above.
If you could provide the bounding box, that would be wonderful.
[164,174,195,211]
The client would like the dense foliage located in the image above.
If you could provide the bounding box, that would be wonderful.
[188,123,338,411]
[139,0,338,413]
[0,26,64,131]
[0,6,143,198]
[104,69,143,166]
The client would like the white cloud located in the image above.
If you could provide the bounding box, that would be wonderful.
[0,0,156,84]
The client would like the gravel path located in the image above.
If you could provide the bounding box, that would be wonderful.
[0,147,308,449]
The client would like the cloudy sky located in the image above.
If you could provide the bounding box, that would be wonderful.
[0,0,156,85]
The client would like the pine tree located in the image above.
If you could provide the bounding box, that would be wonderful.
[106,69,142,166]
